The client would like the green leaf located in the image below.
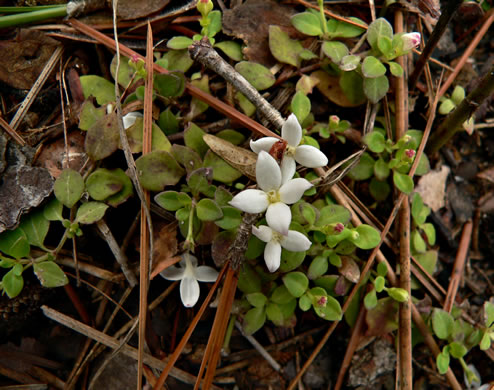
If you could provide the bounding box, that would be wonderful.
[19,210,49,249]
[158,49,193,73]
[158,107,179,136]
[188,75,210,120]
[291,91,311,123]
[313,294,342,320]
[299,294,312,311]
[85,112,120,160]
[155,191,191,211]
[315,204,351,226]
[339,70,366,105]
[243,306,266,335]
[110,55,140,88]
[216,130,246,146]
[283,272,309,298]
[184,123,209,158]
[411,230,426,253]
[366,18,393,50]
[387,287,409,302]
[269,25,304,67]
[270,285,295,305]
[393,171,414,194]
[291,12,323,36]
[78,100,105,131]
[280,248,306,272]
[235,61,275,91]
[348,152,375,181]
[33,261,68,288]
[339,55,361,71]
[375,276,385,292]
[436,348,450,374]
[171,145,202,174]
[203,149,243,183]
[362,56,386,78]
[80,75,116,105]
[44,198,63,221]
[235,91,256,116]
[196,199,223,221]
[154,71,186,97]
[422,223,436,245]
[167,36,194,50]
[207,10,222,38]
[75,202,109,224]
[363,75,389,103]
[388,61,403,77]
[411,193,428,224]
[0,228,30,259]
[326,17,366,38]
[448,341,467,358]
[432,308,454,340]
[2,268,23,298]
[451,85,465,106]
[377,262,388,277]
[364,289,378,309]
[439,99,456,115]
[86,168,124,201]
[187,167,213,197]
[484,301,494,327]
[246,292,267,308]
[377,36,393,56]
[363,131,386,153]
[215,206,241,230]
[321,41,348,63]
[215,41,243,61]
[307,256,328,280]
[374,158,390,181]
[54,169,84,208]
[300,202,317,225]
[480,331,492,350]
[135,150,185,191]
[266,303,285,326]
[104,169,134,207]
[350,224,381,249]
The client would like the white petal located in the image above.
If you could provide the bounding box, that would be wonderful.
[160,265,185,281]
[229,189,268,213]
[280,156,296,184]
[294,145,328,168]
[182,252,198,267]
[122,112,142,129]
[252,225,273,243]
[282,114,302,146]
[266,202,291,235]
[256,151,281,191]
[279,178,313,204]
[195,266,219,282]
[180,277,200,307]
[281,230,312,252]
[250,137,278,154]
[264,241,281,272]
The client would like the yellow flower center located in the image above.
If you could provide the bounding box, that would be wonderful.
[272,231,283,243]
[285,145,296,157]
[267,190,280,204]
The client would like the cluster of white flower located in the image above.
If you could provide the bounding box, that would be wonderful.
[229,114,328,272]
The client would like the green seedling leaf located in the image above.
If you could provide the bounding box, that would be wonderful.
[339,70,366,105]
[158,107,180,136]
[363,131,386,153]
[436,348,450,374]
[448,341,467,358]
[2,268,24,298]
[86,169,123,201]
[79,100,105,131]
[206,10,222,38]
[377,36,392,56]
[321,41,349,63]
[235,91,256,116]
[484,301,494,327]
[315,204,351,226]
[328,252,341,267]
[203,149,243,183]
[439,99,455,115]
[44,198,63,221]
[314,295,342,320]
[271,285,295,305]
[0,228,29,259]
[327,17,366,38]
[235,61,275,91]
[308,256,328,280]
[480,331,492,350]
[135,150,185,191]
[377,262,388,277]
[85,112,120,160]
[75,202,108,224]
[375,276,385,292]
[422,223,436,245]
[266,303,284,326]
[184,123,209,158]
[387,287,408,302]
[215,41,243,61]
[348,152,375,181]
[411,193,428,224]
[80,75,116,105]
[269,25,304,67]
[19,210,49,249]
[291,91,311,123]
[451,85,465,106]
[167,36,194,50]
[33,261,68,288]
[362,56,386,78]
[432,308,454,340]
[363,75,389,103]
[393,171,414,194]
[291,12,323,36]
[196,199,223,221]
[158,49,193,73]
[215,206,241,230]
[246,292,267,308]
[388,61,403,77]
[171,145,202,174]
[243,306,266,335]
[366,18,393,50]
[54,169,84,208]
[299,293,312,311]
[364,289,378,309]
[300,202,317,225]
[339,55,361,71]
[155,191,191,211]
[154,71,186,97]
[374,158,390,180]
[283,272,309,298]
[411,230,426,253]
[110,54,140,88]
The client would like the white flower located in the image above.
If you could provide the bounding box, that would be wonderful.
[229,151,313,235]
[252,225,311,272]
[250,113,328,183]
[401,32,421,51]
[160,252,218,307]
[122,112,143,129]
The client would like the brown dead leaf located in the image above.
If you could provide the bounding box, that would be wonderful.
[414,165,450,212]
[477,166,494,184]
[150,221,179,279]
[339,256,360,283]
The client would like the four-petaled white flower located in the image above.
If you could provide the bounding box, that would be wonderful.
[160,252,218,307]
[229,151,313,235]
[401,32,421,52]
[252,225,311,272]
[250,114,328,183]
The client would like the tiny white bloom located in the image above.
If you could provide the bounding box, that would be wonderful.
[250,114,328,183]
[252,225,311,272]
[122,111,143,129]
[229,151,313,235]
[401,32,421,51]
[160,252,218,307]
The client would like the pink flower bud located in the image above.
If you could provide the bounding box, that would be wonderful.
[405,149,415,158]
[317,296,327,306]
[401,32,421,51]
[334,223,344,233]
[329,115,340,125]
[130,53,140,63]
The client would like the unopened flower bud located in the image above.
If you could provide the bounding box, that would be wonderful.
[197,0,213,17]
[317,296,327,306]
[334,223,344,233]
[387,287,409,302]
[405,149,415,158]
[329,115,340,126]
[401,32,421,51]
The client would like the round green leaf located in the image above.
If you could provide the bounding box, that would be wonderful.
[313,295,342,320]
[436,348,450,374]
[411,230,426,253]
[373,158,390,181]
[363,131,386,153]
[33,261,68,288]
[315,204,351,226]
[54,169,84,208]
[363,75,389,103]
[75,202,109,224]
[136,150,185,191]
[19,210,49,249]
[350,224,381,249]
[291,12,323,36]
[327,17,366,38]
[451,85,465,106]
[243,306,266,335]
[348,152,375,181]
[432,308,454,340]
[269,25,304,67]
[167,36,194,50]
[86,169,124,201]
[439,99,456,115]
[321,41,349,63]
[215,206,241,230]
[154,72,186,97]
[2,268,23,298]
[158,107,180,135]
[307,256,328,280]
[291,91,311,123]
[388,61,403,77]
[270,285,295,305]
[299,294,312,311]
[0,228,30,259]
[387,287,409,302]
[375,276,385,292]
[364,289,378,309]
[80,75,116,105]
[215,41,243,61]
[279,248,306,272]
[366,18,393,50]
[235,61,275,91]
[203,149,243,183]
[266,302,284,326]
[246,292,267,308]
[282,271,309,298]
[377,36,393,56]
[43,198,64,222]
[155,191,190,211]
[339,55,361,71]
[393,171,414,194]
[448,341,467,359]
[196,199,223,221]
[85,113,120,161]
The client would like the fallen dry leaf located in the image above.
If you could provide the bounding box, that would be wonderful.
[414,165,450,212]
